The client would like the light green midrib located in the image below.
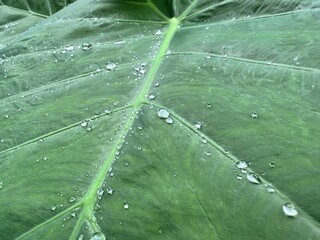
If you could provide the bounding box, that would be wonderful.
[69,17,180,239]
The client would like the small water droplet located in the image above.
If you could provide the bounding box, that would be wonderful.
[207,103,212,108]
[205,151,211,156]
[106,62,117,71]
[68,196,76,203]
[43,156,48,161]
[201,137,207,144]
[154,29,163,35]
[269,162,276,168]
[154,81,160,87]
[123,202,130,210]
[157,108,169,119]
[86,126,93,132]
[104,107,112,114]
[124,162,129,166]
[51,205,57,211]
[78,234,84,240]
[251,112,258,118]
[82,43,93,51]
[137,125,143,130]
[293,56,300,65]
[266,184,275,193]
[97,188,104,200]
[194,121,202,130]
[148,93,156,100]
[90,232,106,240]
[80,121,88,127]
[246,172,261,184]
[165,117,174,124]
[71,211,77,217]
[236,174,243,180]
[236,161,248,169]
[283,203,298,217]
[107,187,114,195]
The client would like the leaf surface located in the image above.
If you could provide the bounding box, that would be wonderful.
[0,0,320,239]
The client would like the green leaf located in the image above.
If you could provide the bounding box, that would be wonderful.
[1,0,320,239]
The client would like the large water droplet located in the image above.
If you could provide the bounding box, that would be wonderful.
[123,202,130,209]
[236,161,248,169]
[246,172,261,184]
[106,62,117,71]
[283,203,298,217]
[157,109,169,119]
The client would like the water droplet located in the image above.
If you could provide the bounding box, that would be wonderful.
[251,112,258,118]
[246,172,261,184]
[68,196,76,203]
[165,117,174,124]
[154,29,163,35]
[207,103,212,108]
[97,188,104,200]
[123,202,130,210]
[154,81,160,87]
[269,162,276,168]
[293,56,300,65]
[236,174,243,180]
[90,232,106,240]
[236,161,248,169]
[106,62,117,71]
[86,126,93,132]
[266,184,275,193]
[71,211,77,217]
[194,121,202,130]
[124,162,129,166]
[201,137,207,144]
[137,125,143,130]
[78,234,84,240]
[104,107,112,114]
[107,187,114,195]
[51,205,57,211]
[283,203,298,217]
[148,93,156,100]
[82,43,92,51]
[64,46,74,51]
[43,156,48,161]
[205,151,211,156]
[80,121,88,127]
[157,108,169,119]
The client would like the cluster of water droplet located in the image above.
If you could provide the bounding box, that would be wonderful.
[157,108,174,124]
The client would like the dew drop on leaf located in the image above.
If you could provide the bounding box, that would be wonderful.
[51,205,57,211]
[97,188,104,200]
[236,161,248,169]
[107,187,114,195]
[154,81,160,87]
[236,174,243,180]
[82,43,92,51]
[194,121,202,130]
[90,232,106,240]
[148,93,156,100]
[283,203,298,217]
[165,117,174,124]
[157,108,169,119]
[123,202,130,210]
[106,62,117,71]
[246,172,261,184]
[68,196,76,203]
[269,162,276,168]
[251,112,258,118]
[266,184,275,193]
[104,107,112,114]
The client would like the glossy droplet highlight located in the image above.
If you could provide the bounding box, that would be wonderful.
[236,161,248,169]
[123,202,130,209]
[106,62,117,71]
[68,196,76,203]
[51,205,57,211]
[283,203,298,217]
[157,109,169,119]
[246,172,261,184]
[148,93,156,100]
[97,188,104,200]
